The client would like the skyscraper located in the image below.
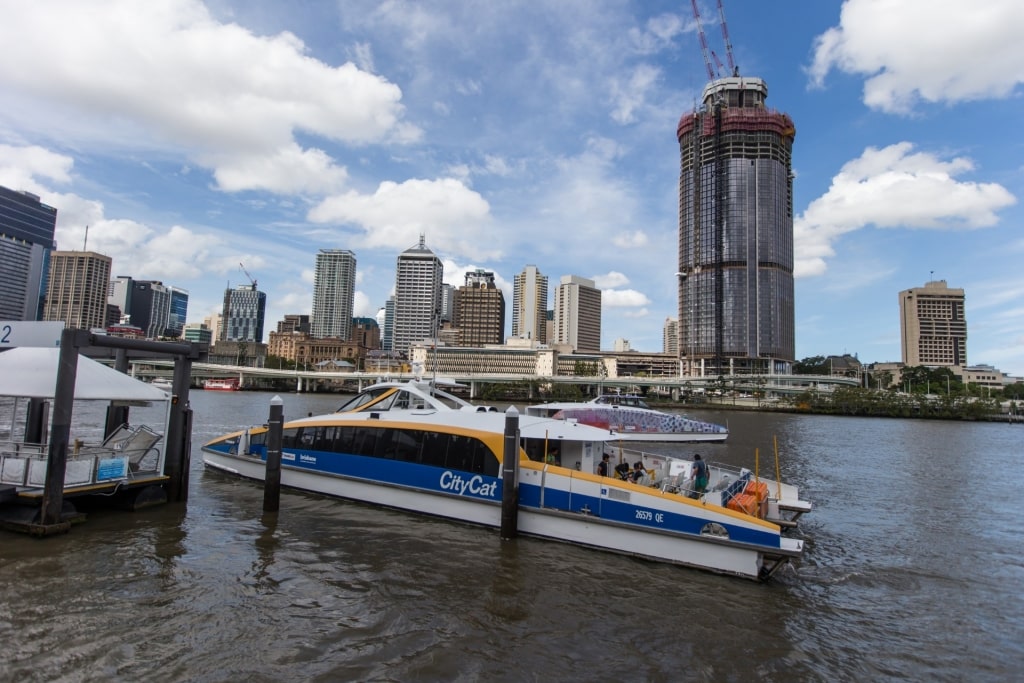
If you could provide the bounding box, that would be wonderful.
[166,286,189,338]
[392,236,443,357]
[311,249,356,339]
[43,251,112,330]
[663,316,678,356]
[677,75,796,376]
[0,185,57,321]
[455,269,505,346]
[899,280,967,368]
[221,283,266,343]
[552,275,601,353]
[512,264,548,343]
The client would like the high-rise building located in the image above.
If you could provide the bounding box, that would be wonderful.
[677,75,796,376]
[183,323,213,345]
[899,280,967,368]
[512,265,548,343]
[455,269,505,347]
[380,299,395,352]
[663,316,678,356]
[277,314,311,334]
[351,316,381,351]
[552,275,601,353]
[166,286,189,337]
[108,275,134,324]
[0,185,57,321]
[221,283,266,343]
[392,236,443,357]
[311,249,356,339]
[43,251,112,330]
[130,280,170,339]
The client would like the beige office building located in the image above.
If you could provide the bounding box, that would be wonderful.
[899,280,967,368]
[43,250,112,330]
[552,275,601,353]
[511,265,548,343]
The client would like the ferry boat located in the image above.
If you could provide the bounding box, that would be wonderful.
[203,378,240,391]
[202,380,808,580]
[526,393,729,443]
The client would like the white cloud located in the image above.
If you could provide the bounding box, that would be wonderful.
[809,0,1024,113]
[593,271,630,289]
[612,230,649,249]
[602,289,651,308]
[795,143,1016,277]
[0,0,418,194]
[307,178,495,260]
[0,144,74,192]
[609,64,661,124]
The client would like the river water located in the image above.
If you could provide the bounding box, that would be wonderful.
[1,390,1021,682]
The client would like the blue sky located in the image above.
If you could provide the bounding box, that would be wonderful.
[1,0,1021,375]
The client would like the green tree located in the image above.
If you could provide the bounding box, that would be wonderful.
[793,356,828,374]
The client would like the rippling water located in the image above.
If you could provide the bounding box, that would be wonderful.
[2,391,1022,682]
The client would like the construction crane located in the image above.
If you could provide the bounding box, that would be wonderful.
[690,0,715,82]
[716,0,737,76]
[239,262,257,289]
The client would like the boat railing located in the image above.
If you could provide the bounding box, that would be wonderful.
[0,425,164,489]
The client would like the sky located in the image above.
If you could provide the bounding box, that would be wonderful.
[0,0,1022,375]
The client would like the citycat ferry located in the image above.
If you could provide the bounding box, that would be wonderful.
[202,380,809,580]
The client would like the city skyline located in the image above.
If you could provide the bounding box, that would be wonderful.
[0,1,1020,373]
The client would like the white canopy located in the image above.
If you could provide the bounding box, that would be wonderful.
[0,347,169,401]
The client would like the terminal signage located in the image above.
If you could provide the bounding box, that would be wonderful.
[0,321,64,348]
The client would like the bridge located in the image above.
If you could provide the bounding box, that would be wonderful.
[128,359,860,398]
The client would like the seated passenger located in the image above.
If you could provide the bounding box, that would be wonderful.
[630,461,645,483]
[614,461,631,480]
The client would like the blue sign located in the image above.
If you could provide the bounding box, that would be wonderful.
[97,457,128,482]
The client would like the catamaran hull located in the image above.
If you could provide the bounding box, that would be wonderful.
[202,449,797,580]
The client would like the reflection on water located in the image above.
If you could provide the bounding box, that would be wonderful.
[1,391,1022,681]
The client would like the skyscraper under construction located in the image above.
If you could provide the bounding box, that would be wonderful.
[676,75,796,377]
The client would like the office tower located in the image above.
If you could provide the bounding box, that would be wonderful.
[128,280,170,339]
[311,249,356,339]
[677,75,796,376]
[552,275,601,353]
[166,286,189,337]
[440,283,455,323]
[221,283,267,342]
[204,313,222,341]
[455,269,505,347]
[512,265,548,343]
[183,323,213,345]
[108,275,134,323]
[392,236,443,357]
[663,316,678,355]
[0,186,57,321]
[43,251,112,330]
[277,314,311,334]
[899,280,967,368]
[381,299,395,352]
[351,317,381,350]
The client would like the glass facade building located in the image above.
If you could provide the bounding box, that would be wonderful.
[0,186,57,321]
[677,76,795,376]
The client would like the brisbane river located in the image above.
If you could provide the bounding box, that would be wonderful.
[1,390,1021,682]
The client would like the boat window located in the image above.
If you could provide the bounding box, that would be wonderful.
[249,430,267,448]
[336,387,393,412]
[281,427,301,448]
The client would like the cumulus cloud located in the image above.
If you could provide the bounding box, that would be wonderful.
[795,142,1016,277]
[308,178,495,260]
[0,144,74,192]
[593,271,631,289]
[809,0,1024,113]
[602,289,652,308]
[0,0,418,194]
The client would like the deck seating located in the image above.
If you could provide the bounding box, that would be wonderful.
[102,424,163,473]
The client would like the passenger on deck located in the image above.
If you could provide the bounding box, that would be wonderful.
[598,453,610,477]
[545,448,560,466]
[614,461,631,480]
[692,454,709,497]
[630,461,645,483]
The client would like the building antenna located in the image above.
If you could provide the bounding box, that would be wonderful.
[83,224,89,251]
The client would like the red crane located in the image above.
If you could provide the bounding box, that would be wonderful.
[716,0,737,75]
[690,0,715,82]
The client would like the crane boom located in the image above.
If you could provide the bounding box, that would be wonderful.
[239,262,257,289]
[716,0,736,75]
[690,0,715,82]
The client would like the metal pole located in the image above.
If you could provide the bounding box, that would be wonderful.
[263,395,285,512]
[500,406,520,540]
[40,327,81,529]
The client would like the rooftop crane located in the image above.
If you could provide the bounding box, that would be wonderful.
[239,262,257,289]
[716,0,737,76]
[690,0,715,82]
